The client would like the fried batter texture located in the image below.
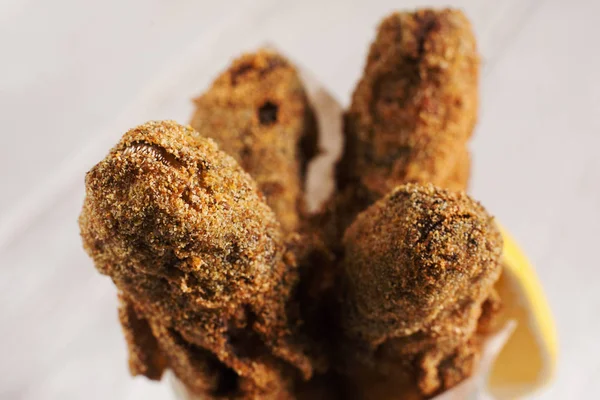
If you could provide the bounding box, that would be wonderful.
[338,184,503,398]
[79,121,313,399]
[191,49,333,378]
[330,9,479,239]
[79,9,506,400]
[190,50,318,233]
[323,11,502,399]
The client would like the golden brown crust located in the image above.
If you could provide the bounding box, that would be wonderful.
[190,51,337,392]
[80,121,283,305]
[316,9,480,269]
[477,287,502,335]
[79,121,312,399]
[192,50,332,393]
[118,295,167,380]
[339,184,503,397]
[190,49,318,233]
[79,10,501,399]
[342,184,502,340]
[336,8,478,214]
[308,12,484,394]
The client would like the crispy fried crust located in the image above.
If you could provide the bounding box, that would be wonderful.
[338,8,478,197]
[308,11,487,399]
[117,294,166,380]
[339,184,503,398]
[190,50,318,233]
[190,50,333,394]
[79,121,312,399]
[80,10,502,399]
[317,9,479,261]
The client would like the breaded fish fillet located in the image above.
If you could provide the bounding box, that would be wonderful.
[190,50,318,233]
[339,184,502,398]
[80,121,313,399]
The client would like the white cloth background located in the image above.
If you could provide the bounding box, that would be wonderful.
[1,0,598,399]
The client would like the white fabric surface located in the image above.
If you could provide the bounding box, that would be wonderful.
[1,0,598,399]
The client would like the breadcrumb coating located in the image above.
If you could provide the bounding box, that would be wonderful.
[191,49,332,380]
[336,8,478,214]
[79,121,312,399]
[339,184,502,397]
[191,50,318,233]
[78,9,504,400]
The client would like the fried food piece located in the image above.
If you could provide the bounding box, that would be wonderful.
[327,11,498,398]
[335,8,479,220]
[339,184,503,398]
[79,121,313,399]
[192,49,334,382]
[117,294,166,380]
[318,9,479,257]
[190,49,318,233]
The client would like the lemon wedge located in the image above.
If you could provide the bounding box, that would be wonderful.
[487,225,558,399]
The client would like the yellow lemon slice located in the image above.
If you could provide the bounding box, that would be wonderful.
[487,225,558,399]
